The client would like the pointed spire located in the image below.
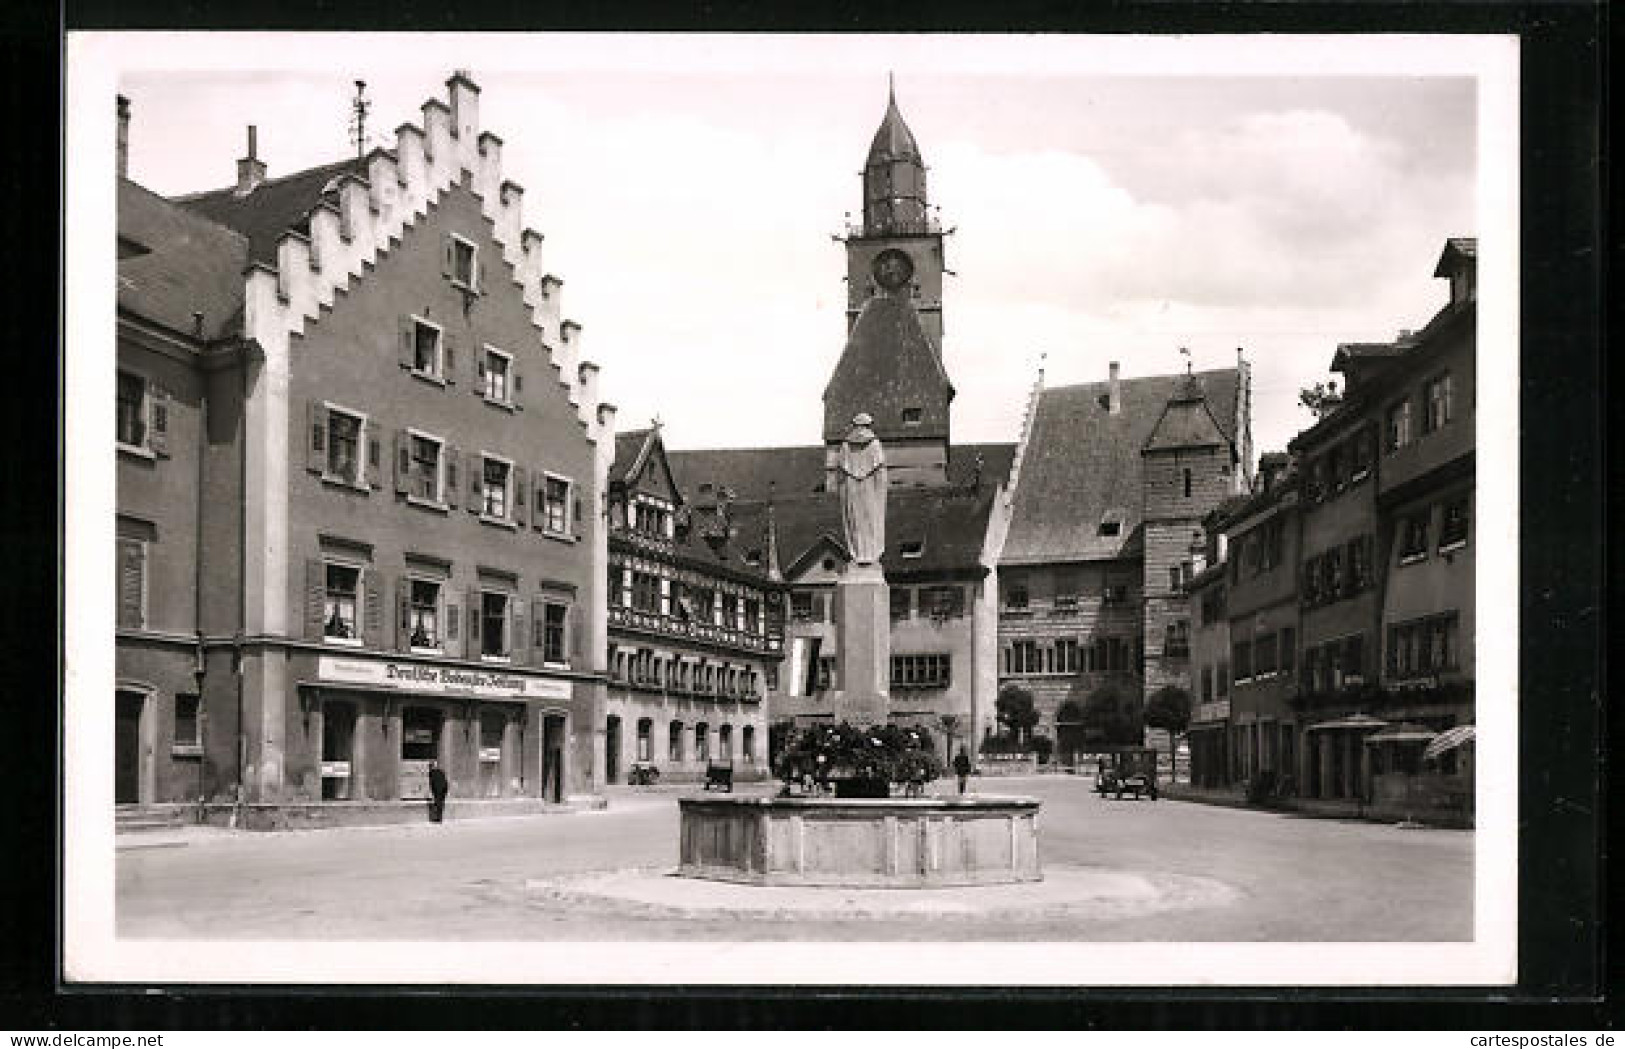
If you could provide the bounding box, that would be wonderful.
[888,70,896,106]
[765,481,783,582]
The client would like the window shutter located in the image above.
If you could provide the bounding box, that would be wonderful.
[512,366,523,409]
[511,602,528,666]
[305,558,326,640]
[116,538,144,628]
[465,588,481,659]
[148,386,171,457]
[513,467,529,527]
[572,493,584,540]
[394,430,410,495]
[446,604,459,643]
[531,598,547,661]
[367,431,382,490]
[396,575,410,651]
[399,316,415,370]
[568,604,584,662]
[362,569,383,646]
[444,446,459,508]
[306,401,326,474]
[468,453,483,513]
[442,235,455,279]
[444,335,457,385]
[475,256,486,293]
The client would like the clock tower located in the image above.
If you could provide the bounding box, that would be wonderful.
[839,79,949,355]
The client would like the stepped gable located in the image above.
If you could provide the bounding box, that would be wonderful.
[1143,372,1231,452]
[822,292,954,444]
[1002,368,1240,565]
[118,179,249,342]
[176,156,367,266]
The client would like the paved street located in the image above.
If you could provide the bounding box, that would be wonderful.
[117,776,1473,941]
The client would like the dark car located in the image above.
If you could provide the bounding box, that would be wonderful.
[1094,747,1159,800]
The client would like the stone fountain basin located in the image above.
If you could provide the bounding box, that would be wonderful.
[678,794,1042,887]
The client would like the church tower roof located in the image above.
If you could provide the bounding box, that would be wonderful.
[862,77,929,237]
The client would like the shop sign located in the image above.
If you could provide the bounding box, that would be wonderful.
[317,655,573,701]
[320,761,351,778]
[479,747,502,762]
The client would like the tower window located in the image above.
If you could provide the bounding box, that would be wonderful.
[1183,468,1193,498]
[902,407,922,425]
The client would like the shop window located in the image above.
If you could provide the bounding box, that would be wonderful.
[695,723,710,762]
[668,721,685,762]
[479,591,510,659]
[1423,372,1453,434]
[481,456,511,520]
[408,578,441,650]
[636,719,653,762]
[401,707,440,761]
[480,712,505,760]
[410,317,443,379]
[173,694,200,752]
[890,588,912,621]
[1439,496,1470,550]
[324,563,362,643]
[480,346,512,405]
[1386,398,1413,453]
[541,474,573,537]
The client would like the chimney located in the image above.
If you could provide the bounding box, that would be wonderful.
[1108,361,1121,415]
[116,95,130,180]
[235,126,266,196]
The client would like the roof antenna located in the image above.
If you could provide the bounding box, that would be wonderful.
[349,79,371,158]
[888,71,896,104]
[1179,345,1192,375]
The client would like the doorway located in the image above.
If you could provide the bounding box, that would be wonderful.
[478,710,506,798]
[605,715,621,785]
[115,690,144,804]
[542,714,566,803]
[400,706,444,799]
[321,700,356,800]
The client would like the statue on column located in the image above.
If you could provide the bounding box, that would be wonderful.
[838,413,887,566]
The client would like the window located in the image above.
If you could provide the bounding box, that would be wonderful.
[409,433,443,501]
[1254,632,1278,676]
[327,408,363,485]
[1439,496,1470,550]
[814,657,836,692]
[402,708,440,761]
[1423,373,1453,434]
[631,572,660,613]
[668,721,685,762]
[407,579,441,650]
[173,694,200,752]
[636,719,653,763]
[1386,399,1412,453]
[1200,586,1225,626]
[899,540,924,558]
[541,602,567,664]
[1165,620,1190,658]
[695,724,710,762]
[479,591,510,659]
[922,585,965,619]
[481,457,511,519]
[323,564,361,643]
[744,597,761,634]
[743,726,756,763]
[1005,582,1029,611]
[902,407,922,425]
[1183,468,1193,498]
[411,318,443,378]
[1389,613,1461,679]
[117,371,147,448]
[1053,568,1080,610]
[765,666,779,691]
[890,588,912,621]
[449,234,477,289]
[891,654,952,689]
[542,475,572,536]
[1399,510,1430,563]
[1055,637,1081,674]
[1098,518,1121,537]
[481,347,512,404]
[1232,639,1252,683]
[789,591,814,621]
[1281,627,1296,677]
[719,724,733,760]
[695,588,716,623]
[1103,583,1128,605]
[1008,639,1040,674]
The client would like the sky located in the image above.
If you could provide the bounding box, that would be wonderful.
[114,35,1483,462]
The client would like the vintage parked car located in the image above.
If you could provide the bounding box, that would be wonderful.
[627,761,660,786]
[1094,747,1160,800]
[704,759,734,792]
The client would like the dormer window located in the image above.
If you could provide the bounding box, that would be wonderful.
[902,407,923,426]
[1098,517,1122,538]
[899,540,924,558]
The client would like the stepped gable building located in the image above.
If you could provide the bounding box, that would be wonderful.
[997,360,1251,758]
[602,425,783,784]
[115,73,616,812]
[661,85,1015,759]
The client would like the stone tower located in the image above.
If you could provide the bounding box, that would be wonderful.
[839,79,948,353]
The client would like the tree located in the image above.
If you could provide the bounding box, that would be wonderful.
[995,684,1041,747]
[1082,683,1140,747]
[1143,685,1193,779]
[1299,380,1342,420]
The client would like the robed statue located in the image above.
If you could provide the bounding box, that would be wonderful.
[838,413,887,565]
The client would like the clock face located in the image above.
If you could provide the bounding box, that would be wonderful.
[872,248,915,291]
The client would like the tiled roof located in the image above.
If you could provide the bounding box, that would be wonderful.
[611,428,656,485]
[822,292,954,444]
[1000,368,1240,564]
[867,91,922,165]
[1143,374,1231,452]
[117,178,249,343]
[665,442,1016,502]
[176,156,369,266]
[1434,236,1477,276]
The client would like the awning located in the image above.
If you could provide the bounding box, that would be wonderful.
[1305,714,1389,733]
[1365,722,1439,746]
[1423,724,1476,761]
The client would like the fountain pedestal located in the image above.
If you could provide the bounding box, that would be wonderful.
[831,562,889,728]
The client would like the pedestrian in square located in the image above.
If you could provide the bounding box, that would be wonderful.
[428,760,449,823]
[953,748,971,795]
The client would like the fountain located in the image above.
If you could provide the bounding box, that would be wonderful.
[678,416,1042,887]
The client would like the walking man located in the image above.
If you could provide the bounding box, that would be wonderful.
[428,760,449,823]
[953,748,972,796]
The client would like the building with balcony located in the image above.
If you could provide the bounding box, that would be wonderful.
[603,426,783,783]
[997,360,1252,754]
[114,74,615,810]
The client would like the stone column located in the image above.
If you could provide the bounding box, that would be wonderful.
[832,562,890,728]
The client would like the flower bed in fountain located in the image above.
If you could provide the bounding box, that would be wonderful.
[772,722,943,798]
